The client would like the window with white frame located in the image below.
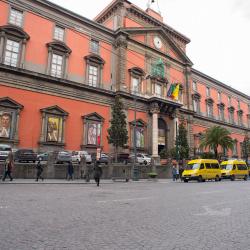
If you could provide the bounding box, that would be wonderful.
[54,26,64,41]
[51,54,63,78]
[218,106,225,121]
[131,77,139,93]
[207,104,213,118]
[192,81,197,91]
[88,65,98,87]
[9,8,23,27]
[4,39,20,67]
[218,91,221,102]
[90,40,99,54]
[155,84,162,96]
[193,99,198,112]
[206,87,210,97]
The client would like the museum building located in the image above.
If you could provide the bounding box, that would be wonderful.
[0,0,249,158]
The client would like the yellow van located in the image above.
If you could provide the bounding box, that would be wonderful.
[182,159,221,182]
[220,159,248,181]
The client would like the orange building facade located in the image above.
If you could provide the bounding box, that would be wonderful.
[0,0,249,158]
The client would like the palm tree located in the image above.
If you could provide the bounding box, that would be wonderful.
[199,126,234,159]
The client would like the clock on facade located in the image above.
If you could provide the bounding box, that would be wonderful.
[153,36,162,49]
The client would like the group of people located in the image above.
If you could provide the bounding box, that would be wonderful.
[2,152,103,186]
[172,164,184,181]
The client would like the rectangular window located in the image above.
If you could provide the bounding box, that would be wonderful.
[87,123,101,145]
[218,92,221,102]
[206,87,210,97]
[90,40,99,54]
[155,84,162,96]
[54,26,64,41]
[207,104,212,118]
[193,99,198,112]
[131,77,139,93]
[229,111,234,124]
[192,81,197,91]
[4,39,20,67]
[51,54,63,78]
[238,114,243,126]
[9,8,23,27]
[88,65,98,87]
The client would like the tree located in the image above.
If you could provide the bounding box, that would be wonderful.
[107,95,128,162]
[199,126,234,159]
[169,122,189,161]
[242,136,250,163]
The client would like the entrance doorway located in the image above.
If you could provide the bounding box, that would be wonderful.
[158,118,167,155]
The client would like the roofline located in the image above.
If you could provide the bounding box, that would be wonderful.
[94,0,190,44]
[33,0,115,36]
[192,68,250,100]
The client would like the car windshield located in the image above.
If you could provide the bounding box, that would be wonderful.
[221,164,233,170]
[0,147,11,151]
[187,163,200,170]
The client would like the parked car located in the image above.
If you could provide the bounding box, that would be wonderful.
[129,153,152,165]
[37,152,49,161]
[14,149,37,163]
[97,153,109,165]
[117,153,130,164]
[71,151,92,164]
[0,144,12,161]
[55,151,72,164]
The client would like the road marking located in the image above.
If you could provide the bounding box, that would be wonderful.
[97,197,154,203]
[195,206,231,217]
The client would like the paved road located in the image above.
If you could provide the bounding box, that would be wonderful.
[1,179,250,250]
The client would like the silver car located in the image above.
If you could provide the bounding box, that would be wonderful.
[56,151,72,164]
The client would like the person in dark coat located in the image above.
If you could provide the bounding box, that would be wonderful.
[36,160,44,181]
[172,165,177,181]
[2,152,14,181]
[67,161,74,180]
[93,161,102,186]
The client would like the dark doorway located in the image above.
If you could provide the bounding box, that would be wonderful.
[158,118,167,155]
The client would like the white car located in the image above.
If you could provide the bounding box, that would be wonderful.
[130,153,151,165]
[71,151,92,164]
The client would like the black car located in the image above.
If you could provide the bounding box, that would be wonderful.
[14,149,37,163]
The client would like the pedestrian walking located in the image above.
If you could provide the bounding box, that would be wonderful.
[93,161,102,186]
[35,160,44,181]
[80,154,86,179]
[2,151,14,181]
[179,166,184,182]
[67,161,74,180]
[172,164,177,181]
[176,167,180,181]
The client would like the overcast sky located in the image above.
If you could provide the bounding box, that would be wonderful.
[50,0,250,96]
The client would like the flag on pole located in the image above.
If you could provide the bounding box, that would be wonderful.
[172,84,180,100]
[167,84,175,97]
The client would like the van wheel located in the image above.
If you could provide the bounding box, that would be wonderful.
[198,176,203,182]
[231,175,235,181]
[244,175,248,181]
[184,179,188,183]
[215,175,219,182]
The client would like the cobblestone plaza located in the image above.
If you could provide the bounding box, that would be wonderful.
[1,180,250,249]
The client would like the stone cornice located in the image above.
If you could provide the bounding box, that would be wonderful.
[193,113,250,132]
[123,27,193,66]
[192,68,250,101]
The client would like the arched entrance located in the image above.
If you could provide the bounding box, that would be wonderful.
[158,118,167,155]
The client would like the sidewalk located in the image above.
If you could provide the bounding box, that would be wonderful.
[0,178,171,184]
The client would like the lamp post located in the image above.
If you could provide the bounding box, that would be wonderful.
[133,90,139,181]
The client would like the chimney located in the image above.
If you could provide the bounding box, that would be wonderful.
[146,8,163,22]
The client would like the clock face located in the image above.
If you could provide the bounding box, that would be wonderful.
[154,36,162,49]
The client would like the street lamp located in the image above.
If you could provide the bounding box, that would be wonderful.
[133,88,139,181]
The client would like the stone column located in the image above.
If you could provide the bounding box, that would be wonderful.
[150,103,160,159]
